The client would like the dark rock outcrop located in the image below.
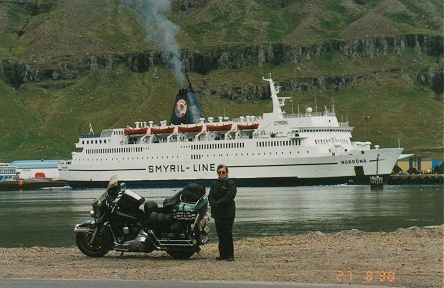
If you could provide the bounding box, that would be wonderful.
[0,34,442,101]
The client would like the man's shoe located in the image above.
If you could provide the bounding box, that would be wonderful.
[226,257,234,261]
[216,256,226,260]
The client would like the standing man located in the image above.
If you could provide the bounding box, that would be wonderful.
[209,164,237,261]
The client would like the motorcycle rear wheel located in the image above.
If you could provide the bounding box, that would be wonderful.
[76,233,109,257]
[166,249,196,259]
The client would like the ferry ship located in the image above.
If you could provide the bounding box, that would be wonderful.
[58,75,403,188]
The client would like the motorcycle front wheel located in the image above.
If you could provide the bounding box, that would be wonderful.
[166,249,196,259]
[76,233,110,257]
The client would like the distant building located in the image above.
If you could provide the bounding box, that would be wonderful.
[397,157,443,174]
[9,160,62,179]
[0,163,19,181]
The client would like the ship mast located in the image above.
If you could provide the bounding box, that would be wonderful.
[262,74,291,120]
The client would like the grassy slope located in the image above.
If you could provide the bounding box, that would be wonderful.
[0,0,442,161]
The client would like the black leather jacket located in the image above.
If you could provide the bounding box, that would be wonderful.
[208,178,237,218]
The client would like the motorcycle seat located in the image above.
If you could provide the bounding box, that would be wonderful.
[163,195,178,209]
[144,201,158,216]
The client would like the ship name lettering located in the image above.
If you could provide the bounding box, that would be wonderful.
[193,164,216,172]
[147,165,186,173]
[341,159,367,164]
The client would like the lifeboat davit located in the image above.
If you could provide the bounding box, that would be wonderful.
[206,123,232,132]
[151,126,175,134]
[178,124,203,133]
[237,123,259,130]
[124,127,148,135]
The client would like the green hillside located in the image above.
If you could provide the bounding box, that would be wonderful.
[0,0,442,162]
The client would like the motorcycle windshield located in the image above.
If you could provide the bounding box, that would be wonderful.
[105,175,119,200]
[106,175,118,192]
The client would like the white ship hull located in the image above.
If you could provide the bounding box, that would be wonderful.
[58,76,403,188]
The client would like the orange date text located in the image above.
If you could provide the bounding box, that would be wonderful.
[336,270,395,283]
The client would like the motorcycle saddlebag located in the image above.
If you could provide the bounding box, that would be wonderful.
[117,190,145,211]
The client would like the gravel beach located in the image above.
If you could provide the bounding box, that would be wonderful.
[0,226,442,287]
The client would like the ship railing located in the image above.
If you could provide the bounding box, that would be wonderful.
[80,134,101,139]
[283,111,336,118]
[231,116,263,122]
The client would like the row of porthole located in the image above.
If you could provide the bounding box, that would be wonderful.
[75,150,315,162]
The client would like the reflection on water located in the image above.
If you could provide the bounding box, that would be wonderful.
[0,185,442,248]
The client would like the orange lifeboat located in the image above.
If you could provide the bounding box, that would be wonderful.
[178,124,203,133]
[206,123,232,132]
[237,123,259,130]
[124,127,148,135]
[151,126,175,134]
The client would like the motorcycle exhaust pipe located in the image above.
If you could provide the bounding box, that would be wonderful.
[145,230,162,250]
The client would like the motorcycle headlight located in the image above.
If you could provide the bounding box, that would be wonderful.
[90,209,95,218]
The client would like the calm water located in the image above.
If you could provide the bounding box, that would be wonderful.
[0,185,442,248]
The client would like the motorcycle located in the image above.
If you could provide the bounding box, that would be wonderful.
[74,175,211,259]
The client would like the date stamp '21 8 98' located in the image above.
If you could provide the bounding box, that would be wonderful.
[336,269,396,283]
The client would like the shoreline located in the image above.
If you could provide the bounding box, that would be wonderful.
[0,174,442,191]
[0,226,442,287]
[388,174,443,185]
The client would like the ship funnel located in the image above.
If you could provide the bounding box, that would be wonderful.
[170,76,206,125]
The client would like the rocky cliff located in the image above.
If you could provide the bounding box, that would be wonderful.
[1,34,442,100]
